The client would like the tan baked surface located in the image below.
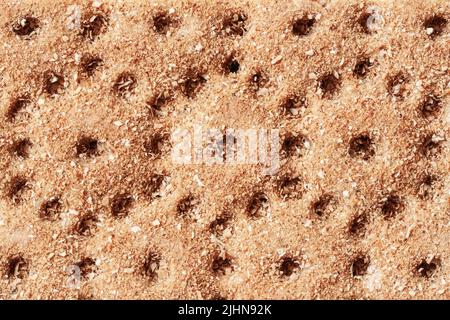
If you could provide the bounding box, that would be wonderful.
[0,0,449,299]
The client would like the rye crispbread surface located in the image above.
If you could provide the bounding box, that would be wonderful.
[0,0,449,299]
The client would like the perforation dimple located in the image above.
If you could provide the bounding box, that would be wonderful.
[222,11,248,36]
[10,138,32,159]
[419,94,441,119]
[181,71,207,98]
[5,254,29,279]
[423,15,447,38]
[292,15,315,36]
[75,257,97,279]
[380,194,404,219]
[353,58,373,78]
[76,136,99,158]
[111,193,134,218]
[211,252,233,275]
[113,72,137,97]
[176,194,199,219]
[81,55,103,76]
[415,257,441,278]
[6,95,31,121]
[278,254,300,277]
[246,192,269,218]
[6,175,29,204]
[143,250,161,281]
[276,176,303,200]
[281,132,308,158]
[12,16,39,37]
[348,212,368,237]
[152,11,179,34]
[81,13,108,41]
[280,94,307,117]
[419,133,444,158]
[311,193,334,218]
[318,73,341,98]
[39,196,62,221]
[74,212,98,237]
[348,133,374,160]
[43,71,65,95]
[351,255,370,277]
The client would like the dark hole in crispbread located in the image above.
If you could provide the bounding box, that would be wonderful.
[76,136,99,157]
[209,211,233,236]
[419,94,441,119]
[81,13,108,41]
[276,176,303,200]
[281,132,307,158]
[152,11,179,34]
[6,95,31,121]
[311,193,334,218]
[223,54,240,74]
[6,175,29,204]
[10,138,32,158]
[419,133,444,158]
[351,255,370,277]
[417,173,438,200]
[380,194,404,219]
[415,257,441,278]
[143,250,161,281]
[177,194,199,218]
[348,133,375,160]
[181,71,207,98]
[12,16,40,37]
[249,70,269,93]
[318,73,340,98]
[75,257,97,279]
[211,252,233,275]
[74,212,98,237]
[247,192,269,218]
[348,212,369,237]
[387,72,407,98]
[357,12,372,33]
[353,58,373,78]
[39,196,62,221]
[424,15,447,38]
[113,72,137,97]
[278,254,300,277]
[5,254,29,279]
[43,71,65,95]
[141,173,166,200]
[81,55,103,76]
[292,16,315,36]
[143,132,169,159]
[147,91,173,117]
[111,193,134,218]
[222,11,248,36]
[280,94,307,117]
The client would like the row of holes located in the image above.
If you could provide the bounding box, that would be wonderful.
[3,251,442,283]
[11,10,448,39]
[5,65,445,126]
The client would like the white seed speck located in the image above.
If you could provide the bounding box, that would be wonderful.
[343,190,350,198]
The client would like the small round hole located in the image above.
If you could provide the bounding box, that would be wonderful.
[5,254,29,279]
[113,72,137,98]
[415,257,441,278]
[152,11,179,34]
[281,132,308,158]
[81,55,103,76]
[81,13,108,41]
[6,175,29,204]
[211,252,233,275]
[6,95,31,121]
[318,73,341,98]
[276,176,303,200]
[176,194,199,219]
[142,249,161,281]
[146,91,173,117]
[9,138,32,159]
[221,11,247,36]
[311,193,334,218]
[75,136,99,158]
[348,212,368,237]
[280,94,307,117]
[353,58,373,78]
[43,71,65,95]
[223,54,240,74]
[424,15,447,38]
[111,193,134,218]
[246,192,270,218]
[73,212,98,237]
[12,16,40,37]
[419,94,441,119]
[348,133,375,160]
[181,71,207,98]
[380,194,404,219]
[292,16,315,36]
[75,257,97,280]
[351,255,370,277]
[39,196,62,221]
[278,254,300,277]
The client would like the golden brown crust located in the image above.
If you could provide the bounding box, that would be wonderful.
[0,0,448,299]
